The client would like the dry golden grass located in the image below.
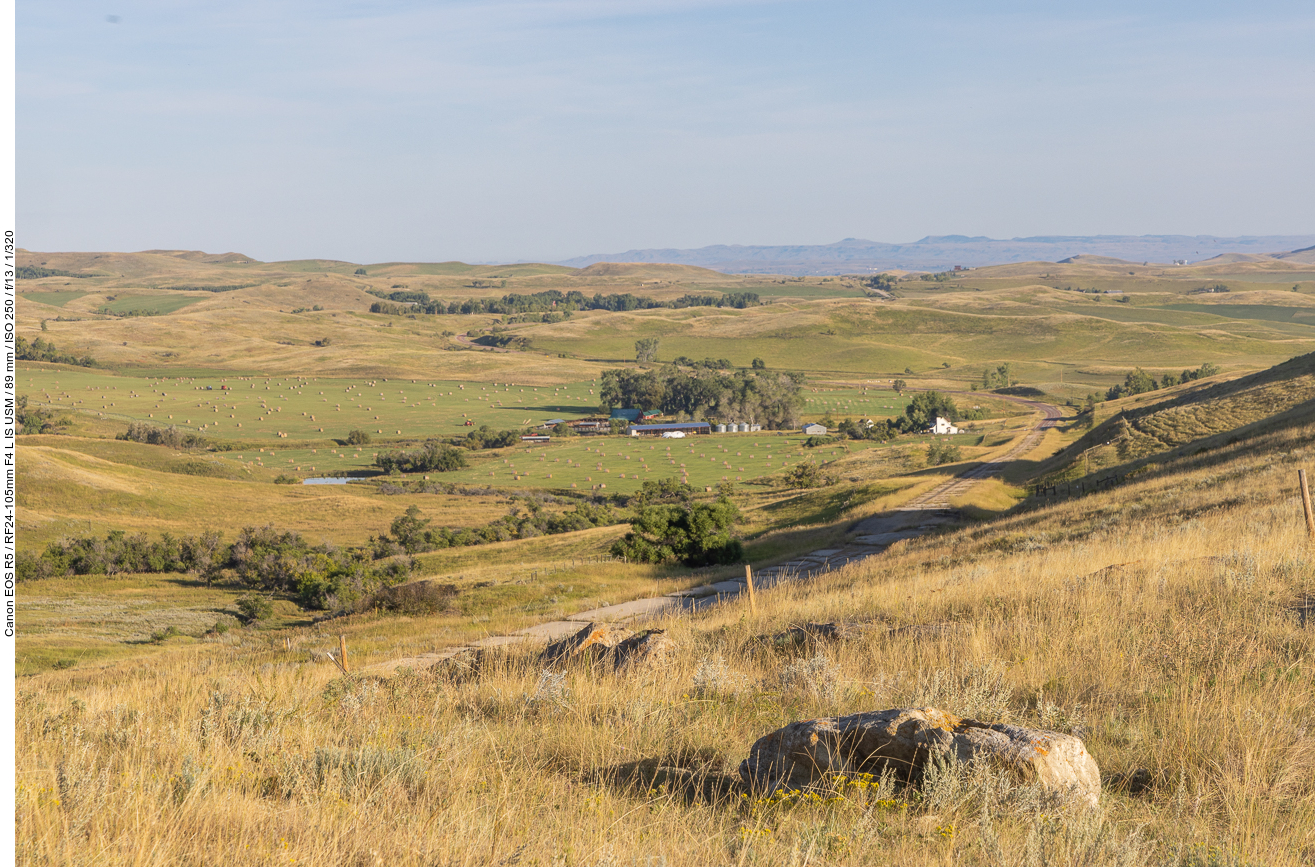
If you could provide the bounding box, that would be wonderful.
[17,408,1315,865]
[17,441,514,549]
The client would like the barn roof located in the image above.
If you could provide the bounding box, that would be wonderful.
[628,422,711,431]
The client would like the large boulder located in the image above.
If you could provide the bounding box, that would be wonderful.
[541,622,676,673]
[541,622,634,666]
[739,707,1100,808]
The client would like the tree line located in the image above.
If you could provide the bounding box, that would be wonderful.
[19,477,739,606]
[368,288,760,317]
[1104,362,1220,400]
[16,526,408,613]
[373,425,525,474]
[16,336,97,367]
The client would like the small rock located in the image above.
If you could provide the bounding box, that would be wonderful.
[739,707,1101,808]
[1107,767,1162,795]
[767,621,869,646]
[425,648,485,684]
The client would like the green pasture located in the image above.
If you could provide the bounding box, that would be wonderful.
[20,367,605,441]
[1209,272,1315,284]
[437,432,910,493]
[21,290,89,308]
[800,386,908,419]
[1162,303,1315,324]
[96,294,207,315]
[175,418,985,494]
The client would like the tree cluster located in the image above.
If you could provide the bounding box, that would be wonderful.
[598,366,804,428]
[16,336,96,367]
[904,391,959,428]
[374,440,469,474]
[117,421,205,449]
[669,356,735,370]
[373,501,622,558]
[16,395,72,435]
[459,425,522,450]
[862,274,897,294]
[981,363,1016,390]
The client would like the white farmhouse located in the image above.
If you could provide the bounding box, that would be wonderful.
[929,416,961,435]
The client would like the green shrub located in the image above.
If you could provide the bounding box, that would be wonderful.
[927,441,962,466]
[786,461,831,489]
[149,625,182,643]
[235,595,274,623]
[611,494,743,566]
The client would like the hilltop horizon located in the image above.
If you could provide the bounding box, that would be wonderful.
[555,233,1315,276]
[22,232,1315,278]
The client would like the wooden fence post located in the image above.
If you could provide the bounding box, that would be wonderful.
[1300,469,1315,539]
[338,635,349,673]
[745,564,757,616]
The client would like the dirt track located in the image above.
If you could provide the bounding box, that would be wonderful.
[364,394,1063,674]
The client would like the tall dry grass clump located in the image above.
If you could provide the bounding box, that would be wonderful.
[16,422,1315,865]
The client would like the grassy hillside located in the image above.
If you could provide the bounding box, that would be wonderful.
[20,250,1315,393]
[1036,350,1315,483]
[17,358,1315,865]
[16,248,1315,864]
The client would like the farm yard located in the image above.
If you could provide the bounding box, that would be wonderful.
[20,366,969,490]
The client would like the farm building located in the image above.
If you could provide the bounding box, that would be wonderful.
[929,417,962,435]
[628,422,711,438]
[520,434,550,443]
[801,423,827,435]
[609,409,660,422]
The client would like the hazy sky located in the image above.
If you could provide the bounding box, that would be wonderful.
[18,0,1315,263]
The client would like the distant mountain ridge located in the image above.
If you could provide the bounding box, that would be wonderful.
[556,234,1315,275]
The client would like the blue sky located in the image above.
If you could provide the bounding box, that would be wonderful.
[17,0,1315,263]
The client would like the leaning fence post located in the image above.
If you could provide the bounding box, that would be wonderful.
[745,564,757,616]
[1300,469,1315,539]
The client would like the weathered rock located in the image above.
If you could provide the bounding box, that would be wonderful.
[764,620,962,649]
[739,707,1101,808]
[541,622,634,666]
[613,629,677,673]
[768,621,871,647]
[425,648,486,684]
[541,622,676,673]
